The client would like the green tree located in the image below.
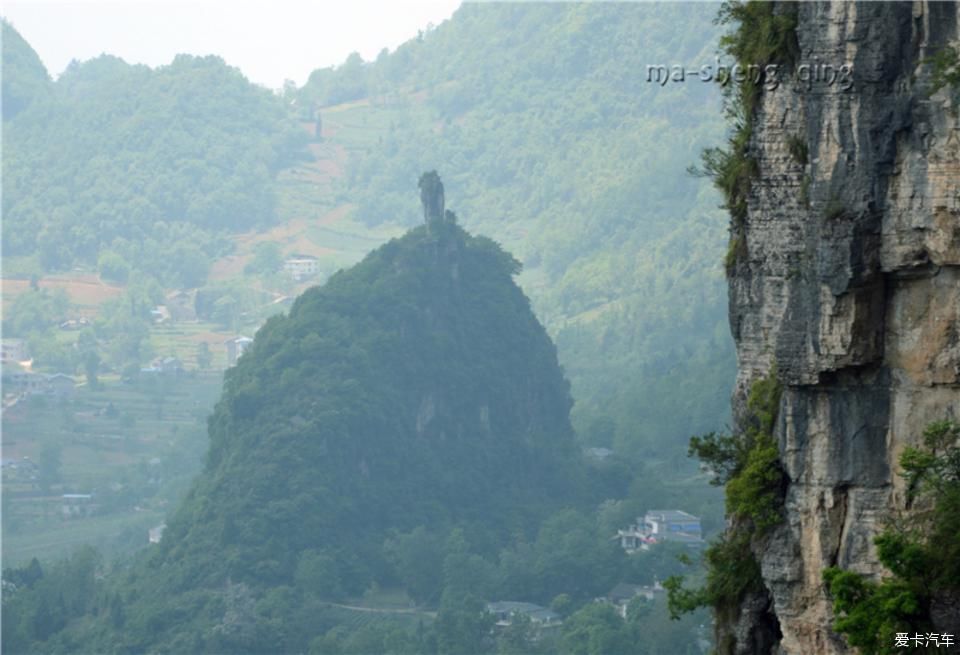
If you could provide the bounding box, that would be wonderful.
[385,527,445,606]
[295,550,344,600]
[550,593,574,618]
[245,242,284,276]
[83,350,101,390]
[435,592,494,655]
[169,244,211,289]
[196,342,213,370]
[3,288,70,336]
[37,442,63,493]
[97,250,130,284]
[824,420,960,653]
[496,613,542,655]
[560,602,634,655]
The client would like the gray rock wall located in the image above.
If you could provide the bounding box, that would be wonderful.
[727,2,960,652]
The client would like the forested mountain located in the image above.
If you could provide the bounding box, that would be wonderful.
[1,20,307,286]
[299,3,734,456]
[2,7,733,652]
[3,183,700,653]
[2,5,733,456]
[162,195,582,592]
[1,20,51,120]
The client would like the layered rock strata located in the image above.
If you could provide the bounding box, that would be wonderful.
[725,2,960,652]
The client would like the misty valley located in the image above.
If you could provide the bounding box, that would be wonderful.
[2,2,959,655]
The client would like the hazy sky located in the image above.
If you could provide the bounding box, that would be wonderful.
[3,0,461,90]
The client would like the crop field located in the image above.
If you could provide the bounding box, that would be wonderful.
[2,370,223,567]
[2,273,123,316]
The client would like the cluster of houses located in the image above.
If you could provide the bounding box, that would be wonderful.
[482,508,703,638]
[2,370,75,399]
[487,601,562,630]
[1,457,38,477]
[484,581,667,633]
[139,356,184,377]
[61,493,97,518]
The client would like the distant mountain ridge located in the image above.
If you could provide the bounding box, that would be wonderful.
[298,2,736,455]
[1,20,307,283]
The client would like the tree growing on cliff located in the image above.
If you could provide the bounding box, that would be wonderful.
[823,419,960,654]
[665,369,785,630]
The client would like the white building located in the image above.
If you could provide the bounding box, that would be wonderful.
[148,523,167,544]
[1,339,29,364]
[224,336,254,367]
[283,257,319,281]
[617,509,703,552]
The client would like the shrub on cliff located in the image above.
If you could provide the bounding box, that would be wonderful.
[665,368,785,621]
[824,419,960,654]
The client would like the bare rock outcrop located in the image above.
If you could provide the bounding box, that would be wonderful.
[726,2,960,652]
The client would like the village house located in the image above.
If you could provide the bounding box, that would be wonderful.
[2,371,75,398]
[46,373,76,398]
[1,457,38,473]
[486,601,562,628]
[148,523,167,544]
[150,305,171,324]
[3,371,46,395]
[584,447,614,461]
[225,336,254,367]
[1,339,30,364]
[283,256,320,281]
[59,318,91,331]
[165,290,197,321]
[141,356,184,376]
[616,509,703,552]
[603,581,665,618]
[61,493,97,518]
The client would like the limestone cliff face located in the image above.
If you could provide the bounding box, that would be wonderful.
[726,2,960,652]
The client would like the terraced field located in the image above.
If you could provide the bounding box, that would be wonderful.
[1,99,410,569]
[2,372,222,566]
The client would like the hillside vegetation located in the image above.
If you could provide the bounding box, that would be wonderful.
[0,6,734,652]
[299,3,734,454]
[2,5,735,458]
[1,20,307,286]
[0,184,715,653]
[161,208,582,594]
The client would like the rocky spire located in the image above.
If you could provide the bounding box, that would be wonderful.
[418,171,445,225]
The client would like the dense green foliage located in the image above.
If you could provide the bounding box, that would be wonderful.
[824,420,960,654]
[159,218,580,589]
[1,20,51,120]
[695,1,798,272]
[2,22,306,282]
[1,5,745,651]
[300,3,735,456]
[1,548,102,652]
[3,211,569,651]
[666,370,784,622]
[928,45,960,98]
[2,193,719,652]
[688,369,784,532]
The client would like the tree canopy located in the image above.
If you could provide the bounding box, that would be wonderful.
[2,29,307,281]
